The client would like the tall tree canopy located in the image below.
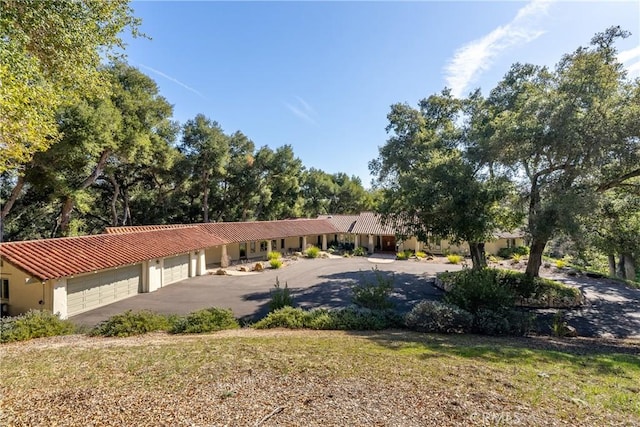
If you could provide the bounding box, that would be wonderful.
[370,91,515,269]
[0,0,141,172]
[474,26,640,277]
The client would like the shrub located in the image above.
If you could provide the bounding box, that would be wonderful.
[443,269,516,313]
[404,301,473,334]
[447,254,463,264]
[270,258,283,269]
[352,246,366,257]
[267,251,282,261]
[91,310,170,337]
[396,251,409,260]
[472,308,535,336]
[487,255,499,263]
[170,308,239,334]
[305,246,320,258]
[555,259,567,269]
[269,277,293,312]
[252,306,307,329]
[327,307,400,330]
[352,267,394,310]
[0,310,76,343]
[416,251,427,259]
[511,253,523,263]
[497,246,530,259]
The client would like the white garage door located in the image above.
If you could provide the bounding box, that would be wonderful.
[67,264,141,316]
[163,254,190,285]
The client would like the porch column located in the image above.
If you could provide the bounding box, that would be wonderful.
[220,245,229,268]
[197,251,206,276]
[355,234,359,247]
[302,236,307,249]
[267,240,272,253]
[415,239,420,252]
[322,234,327,251]
[368,234,374,254]
[52,279,68,319]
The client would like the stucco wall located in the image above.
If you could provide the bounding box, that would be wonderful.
[1,261,52,316]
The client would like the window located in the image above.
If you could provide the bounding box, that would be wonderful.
[250,241,256,253]
[271,240,277,251]
[260,241,268,252]
[1,279,8,300]
[281,239,285,249]
[239,243,247,258]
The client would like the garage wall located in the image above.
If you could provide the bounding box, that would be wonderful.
[0,261,51,316]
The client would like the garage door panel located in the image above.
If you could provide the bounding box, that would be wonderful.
[67,264,142,316]
[163,254,189,285]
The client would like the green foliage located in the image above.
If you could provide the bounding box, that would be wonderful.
[267,251,282,260]
[352,267,395,310]
[305,246,320,258]
[444,269,517,313]
[497,246,530,259]
[472,309,535,336]
[396,249,413,260]
[446,254,463,264]
[352,246,366,257]
[0,310,76,343]
[90,310,170,337]
[415,251,427,259]
[269,258,283,269]
[252,306,308,329]
[252,306,399,331]
[511,253,523,263]
[269,277,293,312]
[555,260,567,269]
[169,308,239,334]
[1,0,141,171]
[404,301,473,334]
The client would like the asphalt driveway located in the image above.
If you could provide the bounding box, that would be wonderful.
[71,256,460,327]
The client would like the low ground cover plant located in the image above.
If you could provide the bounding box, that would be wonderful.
[252,306,399,330]
[396,250,413,260]
[0,310,76,343]
[90,310,171,337]
[267,251,282,261]
[170,308,239,334]
[352,246,366,257]
[497,246,529,259]
[415,251,427,259]
[404,301,473,334]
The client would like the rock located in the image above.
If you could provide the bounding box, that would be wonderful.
[239,266,250,272]
[563,325,578,337]
[254,262,264,272]
[215,269,227,276]
[585,271,604,279]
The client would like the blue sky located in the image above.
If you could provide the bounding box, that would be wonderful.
[121,1,640,186]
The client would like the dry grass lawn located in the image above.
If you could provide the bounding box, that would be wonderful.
[1,329,639,426]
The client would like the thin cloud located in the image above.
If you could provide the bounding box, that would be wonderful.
[444,0,552,98]
[285,96,317,125]
[138,64,206,99]
[619,46,640,79]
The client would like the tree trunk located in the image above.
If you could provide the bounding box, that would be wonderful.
[0,174,25,241]
[616,255,626,279]
[608,254,616,277]
[122,186,131,226]
[202,171,210,223]
[55,149,111,236]
[525,237,548,278]
[623,253,636,281]
[108,174,120,226]
[468,242,487,270]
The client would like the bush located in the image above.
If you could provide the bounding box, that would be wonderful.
[555,259,567,269]
[170,307,239,334]
[447,254,463,264]
[472,308,535,336]
[267,251,282,261]
[0,310,76,343]
[327,307,400,330]
[404,301,473,334]
[91,310,170,337]
[352,267,394,310]
[269,258,283,269]
[396,250,413,260]
[443,269,517,313]
[269,277,293,312]
[416,251,427,259]
[497,246,530,259]
[252,306,307,329]
[352,246,366,257]
[511,253,523,263]
[305,246,320,258]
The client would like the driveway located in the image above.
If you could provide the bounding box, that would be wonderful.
[71,257,460,327]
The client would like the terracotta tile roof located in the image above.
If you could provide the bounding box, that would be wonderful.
[350,212,399,235]
[317,215,359,233]
[105,224,192,234]
[106,219,340,243]
[0,228,224,281]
